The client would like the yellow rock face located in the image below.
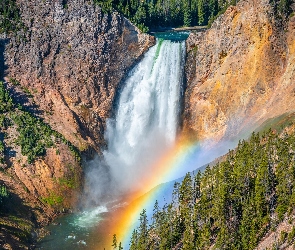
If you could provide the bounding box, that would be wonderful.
[184,0,295,146]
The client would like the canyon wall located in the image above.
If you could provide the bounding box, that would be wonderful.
[3,0,154,153]
[2,0,295,247]
[0,1,154,248]
[184,0,295,145]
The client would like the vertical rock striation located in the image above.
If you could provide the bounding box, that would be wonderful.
[184,0,295,145]
[0,1,154,247]
[4,0,154,152]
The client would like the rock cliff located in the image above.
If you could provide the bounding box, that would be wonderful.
[0,1,154,248]
[3,0,154,153]
[184,0,295,146]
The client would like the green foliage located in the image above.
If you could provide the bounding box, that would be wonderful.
[0,138,4,164]
[1,215,34,243]
[41,193,63,206]
[108,0,243,30]
[12,111,52,163]
[0,140,4,154]
[112,234,118,249]
[130,230,139,250]
[112,234,123,249]
[0,184,9,211]
[58,176,77,189]
[0,0,25,33]
[0,82,14,112]
[22,87,33,97]
[288,226,295,243]
[138,209,148,249]
[276,0,293,18]
[0,81,81,164]
[280,231,288,243]
[9,77,20,86]
[94,0,115,13]
[129,130,295,249]
[109,0,292,31]
[136,23,149,33]
[0,184,8,201]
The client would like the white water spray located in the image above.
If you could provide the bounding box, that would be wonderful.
[39,35,188,249]
[103,39,186,194]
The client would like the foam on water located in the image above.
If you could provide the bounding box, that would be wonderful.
[72,206,108,228]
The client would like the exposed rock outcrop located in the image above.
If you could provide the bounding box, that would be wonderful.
[0,1,154,248]
[4,0,154,152]
[0,137,82,249]
[184,0,295,146]
[256,213,295,250]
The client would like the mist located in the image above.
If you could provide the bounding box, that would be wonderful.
[81,36,255,209]
[81,39,186,207]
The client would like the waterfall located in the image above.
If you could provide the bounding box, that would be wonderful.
[103,38,186,194]
[38,34,189,250]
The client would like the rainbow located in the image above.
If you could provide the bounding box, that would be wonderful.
[110,137,202,248]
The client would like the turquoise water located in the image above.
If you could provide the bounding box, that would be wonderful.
[37,206,113,250]
[153,31,190,41]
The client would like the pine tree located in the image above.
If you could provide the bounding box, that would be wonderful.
[183,0,192,27]
[112,234,118,249]
[152,200,160,227]
[194,171,201,201]
[197,0,206,25]
[277,0,292,17]
[130,230,138,250]
[138,209,148,249]
[208,0,218,19]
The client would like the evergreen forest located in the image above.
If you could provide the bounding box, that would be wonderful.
[128,130,295,249]
[97,0,293,32]
[1,0,293,33]
[97,0,240,31]
[0,0,25,33]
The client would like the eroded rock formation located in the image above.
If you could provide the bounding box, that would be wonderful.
[0,1,154,248]
[184,0,295,145]
[4,0,154,152]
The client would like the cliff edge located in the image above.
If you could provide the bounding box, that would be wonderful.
[2,0,154,153]
[0,1,154,248]
[184,0,295,146]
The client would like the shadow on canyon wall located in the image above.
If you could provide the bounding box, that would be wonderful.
[0,38,8,81]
